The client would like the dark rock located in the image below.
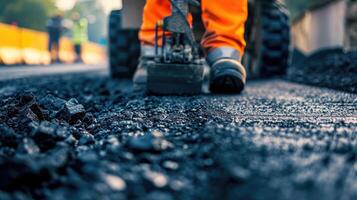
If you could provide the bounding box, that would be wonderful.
[32,121,71,150]
[64,135,77,146]
[40,147,69,168]
[126,131,173,153]
[39,94,66,111]
[56,126,72,139]
[17,93,46,121]
[56,98,86,123]
[29,102,46,121]
[19,107,40,125]
[0,156,48,190]
[83,113,96,126]
[33,121,56,137]
[77,150,98,162]
[0,124,18,147]
[78,132,95,146]
[19,92,34,106]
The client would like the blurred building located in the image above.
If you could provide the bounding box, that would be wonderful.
[292,0,356,54]
[345,0,357,48]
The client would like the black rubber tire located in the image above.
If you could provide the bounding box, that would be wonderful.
[109,10,140,79]
[243,0,291,78]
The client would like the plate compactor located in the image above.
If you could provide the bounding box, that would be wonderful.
[147,0,205,95]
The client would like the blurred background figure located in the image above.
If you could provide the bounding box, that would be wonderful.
[71,12,88,63]
[47,12,64,63]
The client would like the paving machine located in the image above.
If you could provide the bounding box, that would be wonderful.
[109,0,291,94]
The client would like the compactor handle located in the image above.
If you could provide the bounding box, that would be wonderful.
[188,0,200,7]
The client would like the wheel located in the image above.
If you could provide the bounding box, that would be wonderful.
[243,0,291,78]
[109,10,141,79]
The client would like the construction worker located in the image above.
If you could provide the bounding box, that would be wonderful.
[71,12,88,63]
[134,0,248,93]
[47,13,65,63]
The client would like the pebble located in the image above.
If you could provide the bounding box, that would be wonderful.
[162,160,179,171]
[144,170,168,188]
[78,132,95,146]
[228,166,251,183]
[17,138,40,155]
[127,131,173,153]
[104,174,126,191]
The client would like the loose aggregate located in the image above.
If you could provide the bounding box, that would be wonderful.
[288,49,357,93]
[0,73,356,200]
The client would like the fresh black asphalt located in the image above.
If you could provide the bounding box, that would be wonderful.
[0,72,356,200]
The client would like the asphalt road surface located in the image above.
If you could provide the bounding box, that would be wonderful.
[0,64,107,81]
[0,66,356,200]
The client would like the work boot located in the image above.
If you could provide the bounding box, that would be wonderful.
[207,47,247,94]
[133,45,156,89]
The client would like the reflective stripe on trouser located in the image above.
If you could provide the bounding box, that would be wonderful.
[139,0,248,57]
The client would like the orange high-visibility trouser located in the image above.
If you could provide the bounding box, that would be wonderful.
[139,0,248,56]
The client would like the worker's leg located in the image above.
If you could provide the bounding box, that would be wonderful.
[53,43,59,63]
[201,0,248,93]
[74,44,82,62]
[201,0,248,60]
[139,0,171,46]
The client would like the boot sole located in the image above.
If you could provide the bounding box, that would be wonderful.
[210,68,245,94]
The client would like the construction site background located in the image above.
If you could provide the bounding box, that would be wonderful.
[0,23,106,65]
[346,0,357,47]
[1,0,355,66]
[292,0,356,54]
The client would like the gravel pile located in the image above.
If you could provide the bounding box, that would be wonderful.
[288,48,357,93]
[0,74,356,200]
